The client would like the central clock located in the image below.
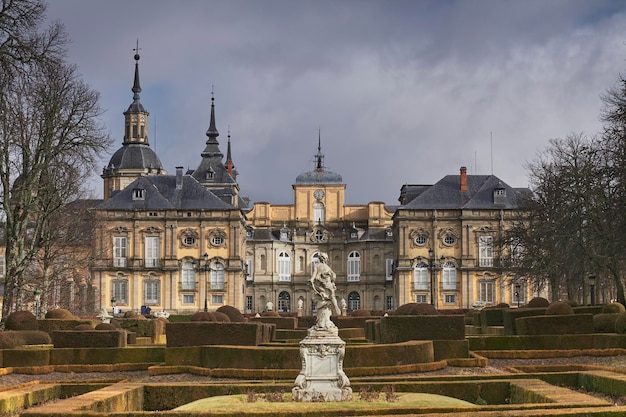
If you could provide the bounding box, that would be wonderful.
[314,189,325,200]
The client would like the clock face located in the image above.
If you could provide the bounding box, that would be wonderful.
[314,189,325,200]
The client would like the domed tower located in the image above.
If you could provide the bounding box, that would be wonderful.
[102,43,166,200]
[293,132,345,225]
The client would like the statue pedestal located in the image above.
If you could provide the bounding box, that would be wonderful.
[292,327,352,402]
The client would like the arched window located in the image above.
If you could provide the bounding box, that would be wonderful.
[413,262,429,290]
[347,251,361,282]
[278,251,291,281]
[313,202,325,224]
[347,291,360,312]
[442,262,457,290]
[310,252,321,276]
[278,291,291,312]
[210,262,225,290]
[181,261,196,291]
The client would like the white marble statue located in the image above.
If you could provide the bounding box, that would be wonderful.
[309,252,341,330]
[96,308,113,323]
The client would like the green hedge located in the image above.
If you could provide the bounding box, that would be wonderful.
[51,330,127,348]
[502,308,546,335]
[380,315,465,343]
[166,322,274,346]
[467,334,626,350]
[249,316,297,329]
[49,346,165,365]
[593,313,621,333]
[516,314,593,335]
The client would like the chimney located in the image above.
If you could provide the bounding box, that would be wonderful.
[460,166,468,191]
[176,166,183,190]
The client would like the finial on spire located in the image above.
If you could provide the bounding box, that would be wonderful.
[205,86,219,141]
[132,39,142,100]
[315,128,324,171]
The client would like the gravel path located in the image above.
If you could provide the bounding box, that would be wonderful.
[2,355,626,387]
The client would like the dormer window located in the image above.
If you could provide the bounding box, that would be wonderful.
[280,224,291,242]
[494,188,507,205]
[132,188,145,200]
[206,168,215,180]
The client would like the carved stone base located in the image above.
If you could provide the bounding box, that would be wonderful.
[292,328,352,402]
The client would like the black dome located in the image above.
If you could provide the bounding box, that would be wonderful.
[107,144,163,171]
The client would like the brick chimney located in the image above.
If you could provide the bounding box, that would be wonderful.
[460,166,468,191]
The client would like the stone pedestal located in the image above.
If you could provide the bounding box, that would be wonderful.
[292,327,352,402]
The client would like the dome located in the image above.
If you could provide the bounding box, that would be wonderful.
[295,168,342,184]
[107,143,163,171]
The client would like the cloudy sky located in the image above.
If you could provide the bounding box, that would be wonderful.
[46,0,626,205]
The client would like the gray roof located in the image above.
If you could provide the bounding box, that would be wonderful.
[295,168,343,184]
[402,174,530,210]
[98,174,235,211]
[107,144,164,171]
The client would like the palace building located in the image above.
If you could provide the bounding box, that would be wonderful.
[87,50,531,315]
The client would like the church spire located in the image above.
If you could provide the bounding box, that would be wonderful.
[132,39,142,103]
[315,128,324,171]
[205,87,219,144]
[226,127,234,175]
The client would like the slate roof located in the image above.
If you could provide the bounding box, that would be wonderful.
[107,144,164,172]
[402,174,530,210]
[98,174,235,211]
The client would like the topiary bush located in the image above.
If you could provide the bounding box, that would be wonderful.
[0,333,17,349]
[123,311,147,319]
[546,301,574,315]
[190,311,231,322]
[526,297,550,308]
[216,305,246,322]
[394,303,440,316]
[45,308,76,319]
[615,312,626,334]
[262,310,281,317]
[495,303,510,309]
[350,309,371,317]
[17,330,51,345]
[5,310,38,330]
[95,323,117,330]
[602,302,626,314]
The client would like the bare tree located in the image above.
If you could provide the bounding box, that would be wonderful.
[0,1,111,320]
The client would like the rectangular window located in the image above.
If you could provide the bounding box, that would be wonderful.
[385,259,393,281]
[132,124,138,138]
[211,294,223,304]
[182,294,195,304]
[479,280,495,304]
[246,295,253,313]
[479,236,494,267]
[148,211,158,217]
[144,280,160,304]
[246,258,253,281]
[132,188,145,200]
[444,294,456,304]
[415,294,428,304]
[442,267,457,290]
[112,280,128,304]
[145,236,159,267]
[113,237,127,267]
[386,295,393,311]
[413,268,429,290]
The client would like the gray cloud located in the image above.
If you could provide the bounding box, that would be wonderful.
[46,0,626,204]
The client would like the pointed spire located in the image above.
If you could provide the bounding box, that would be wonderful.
[315,128,324,171]
[205,86,219,143]
[226,127,234,175]
[132,39,142,103]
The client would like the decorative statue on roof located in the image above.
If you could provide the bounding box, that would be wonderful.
[309,252,341,331]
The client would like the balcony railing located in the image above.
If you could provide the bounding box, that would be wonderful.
[479,258,494,267]
[113,258,127,268]
[144,258,160,267]
[179,281,198,292]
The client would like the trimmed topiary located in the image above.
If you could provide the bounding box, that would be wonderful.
[123,311,146,319]
[546,301,574,315]
[602,302,626,314]
[495,303,510,309]
[526,297,550,308]
[262,310,281,317]
[5,310,38,331]
[394,303,440,316]
[17,330,51,344]
[212,312,231,322]
[45,308,75,319]
[74,324,94,330]
[216,305,246,322]
[615,312,626,334]
[0,333,16,349]
[350,309,371,316]
[95,323,117,330]
[190,311,213,321]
